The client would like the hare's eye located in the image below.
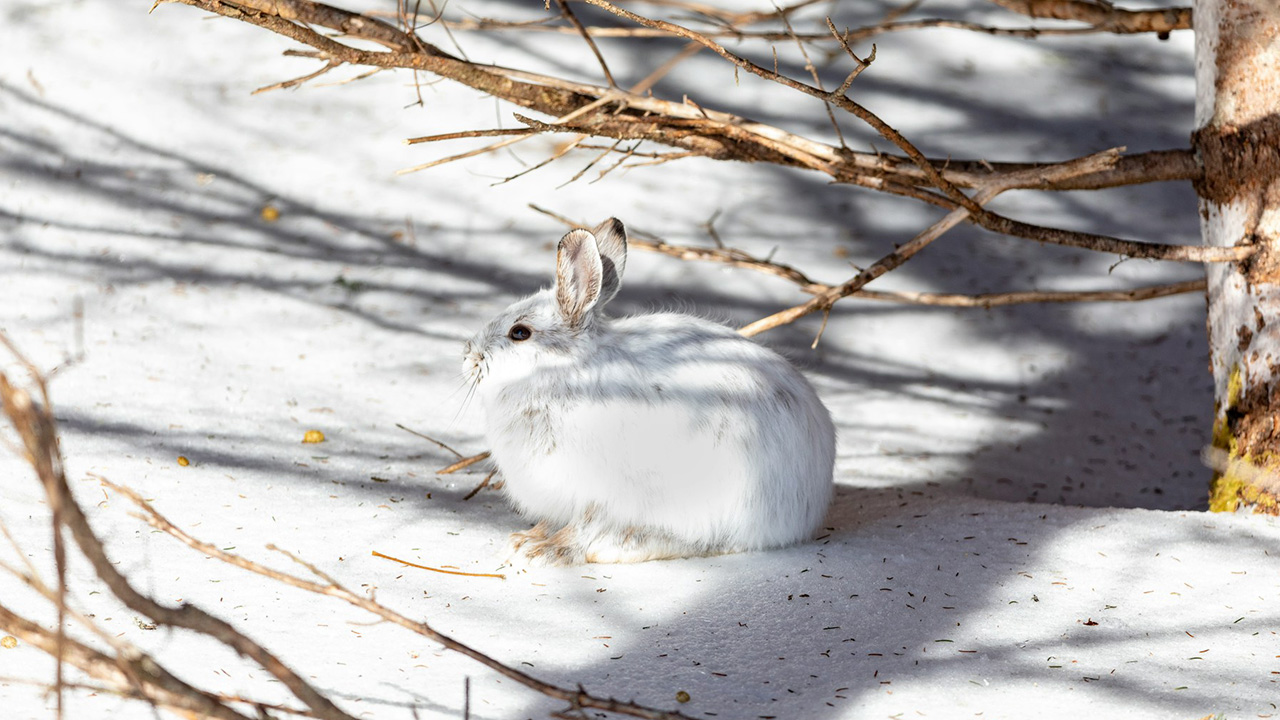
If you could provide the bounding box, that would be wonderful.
[508,324,532,342]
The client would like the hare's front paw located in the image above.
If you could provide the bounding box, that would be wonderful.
[506,525,583,567]
[506,520,551,555]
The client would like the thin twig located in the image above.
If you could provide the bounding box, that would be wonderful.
[826,18,875,96]
[463,469,498,500]
[396,422,465,458]
[554,0,616,87]
[580,0,982,217]
[405,128,535,145]
[371,550,505,579]
[438,451,491,475]
[495,135,590,186]
[252,60,342,94]
[777,4,846,147]
[630,41,703,95]
[557,138,622,187]
[397,132,536,174]
[398,95,614,174]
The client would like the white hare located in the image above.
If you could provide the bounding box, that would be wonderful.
[462,219,835,565]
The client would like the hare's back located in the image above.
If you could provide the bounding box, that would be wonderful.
[608,312,797,375]
[600,312,823,419]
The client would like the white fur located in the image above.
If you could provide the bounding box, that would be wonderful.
[461,219,835,565]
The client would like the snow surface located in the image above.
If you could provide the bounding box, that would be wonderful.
[2,1,1278,719]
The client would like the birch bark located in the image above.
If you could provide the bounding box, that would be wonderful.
[1195,0,1280,513]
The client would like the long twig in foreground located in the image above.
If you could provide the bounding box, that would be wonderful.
[0,337,359,720]
[0,605,259,720]
[105,480,697,720]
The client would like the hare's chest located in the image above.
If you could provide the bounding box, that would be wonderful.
[491,401,561,458]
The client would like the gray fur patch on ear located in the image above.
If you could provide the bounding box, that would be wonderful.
[591,218,627,306]
[556,229,603,328]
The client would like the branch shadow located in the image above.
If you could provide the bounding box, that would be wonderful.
[5,4,1267,720]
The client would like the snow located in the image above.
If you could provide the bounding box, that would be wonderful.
[2,2,1278,719]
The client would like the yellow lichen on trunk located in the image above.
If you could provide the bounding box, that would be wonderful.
[1209,475,1280,513]
[1208,364,1280,514]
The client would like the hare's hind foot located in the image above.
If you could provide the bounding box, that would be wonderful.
[507,517,713,567]
[583,526,698,564]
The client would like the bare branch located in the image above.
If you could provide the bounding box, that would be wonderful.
[738,148,1137,335]
[416,11,1185,39]
[826,18,876,97]
[575,1,1238,262]
[579,0,984,217]
[159,1,1203,197]
[737,194,989,337]
[987,0,1191,35]
[0,606,257,720]
[0,337,359,720]
[153,0,1243,341]
[109,481,699,720]
[531,203,1207,310]
[214,0,418,50]
[854,278,1206,307]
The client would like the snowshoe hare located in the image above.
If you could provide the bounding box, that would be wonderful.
[462,218,835,566]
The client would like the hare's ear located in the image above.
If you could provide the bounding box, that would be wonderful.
[555,229,603,328]
[591,218,628,306]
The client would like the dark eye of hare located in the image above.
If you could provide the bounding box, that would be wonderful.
[507,324,532,342]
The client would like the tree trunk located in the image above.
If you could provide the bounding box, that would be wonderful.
[1195,0,1280,513]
